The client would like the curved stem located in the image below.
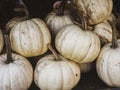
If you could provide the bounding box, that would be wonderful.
[48,44,60,60]
[108,20,118,48]
[57,0,67,16]
[70,2,87,30]
[14,8,29,20]
[17,0,27,9]
[4,35,13,64]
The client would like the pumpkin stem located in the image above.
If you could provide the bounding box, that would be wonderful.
[108,20,118,48]
[4,35,13,64]
[57,0,67,16]
[48,44,60,60]
[70,2,87,31]
[14,8,29,20]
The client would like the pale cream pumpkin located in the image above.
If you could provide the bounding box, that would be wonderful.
[34,54,80,90]
[55,24,100,63]
[0,53,33,90]
[71,0,113,25]
[10,18,51,57]
[96,40,120,87]
[45,10,73,36]
[0,29,4,53]
[94,21,112,45]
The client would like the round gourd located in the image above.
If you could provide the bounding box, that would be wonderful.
[0,29,4,53]
[94,21,112,45]
[96,40,120,87]
[55,24,100,63]
[45,10,73,36]
[0,53,33,90]
[96,21,120,87]
[10,18,51,57]
[34,54,80,90]
[71,0,113,25]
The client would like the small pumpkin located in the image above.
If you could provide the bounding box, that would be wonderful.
[55,23,100,63]
[93,21,112,45]
[34,44,80,90]
[96,21,120,87]
[71,0,113,25]
[10,15,51,57]
[0,35,33,90]
[45,0,73,36]
[0,29,4,53]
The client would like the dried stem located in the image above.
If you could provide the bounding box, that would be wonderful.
[57,0,67,16]
[4,35,13,64]
[14,8,29,20]
[48,44,60,60]
[70,2,87,31]
[108,20,118,48]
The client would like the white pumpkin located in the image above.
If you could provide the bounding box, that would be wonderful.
[0,53,33,90]
[10,18,51,57]
[71,0,113,25]
[34,54,80,90]
[55,24,100,63]
[0,29,4,53]
[94,21,112,45]
[45,10,73,36]
[96,40,120,87]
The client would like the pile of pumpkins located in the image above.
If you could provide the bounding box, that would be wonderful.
[0,0,120,89]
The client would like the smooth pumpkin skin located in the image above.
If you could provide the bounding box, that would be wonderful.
[34,54,80,90]
[0,53,33,90]
[0,29,4,53]
[71,0,113,25]
[55,24,100,63]
[45,10,73,35]
[96,40,120,87]
[10,18,51,57]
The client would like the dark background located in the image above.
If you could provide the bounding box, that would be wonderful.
[0,0,120,90]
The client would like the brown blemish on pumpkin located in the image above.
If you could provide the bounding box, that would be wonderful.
[21,31,26,35]
[75,74,78,76]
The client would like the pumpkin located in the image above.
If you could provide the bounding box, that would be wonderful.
[55,24,100,63]
[10,18,51,57]
[45,10,73,36]
[0,35,33,90]
[71,0,113,25]
[96,21,120,87]
[34,44,80,90]
[93,21,112,45]
[0,29,4,53]
[45,0,73,36]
